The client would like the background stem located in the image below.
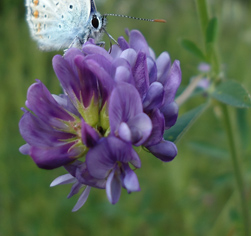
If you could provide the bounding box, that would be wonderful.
[221,104,249,236]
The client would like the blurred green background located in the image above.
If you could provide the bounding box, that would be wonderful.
[1,0,251,235]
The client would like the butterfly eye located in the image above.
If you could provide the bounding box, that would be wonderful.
[92,15,99,29]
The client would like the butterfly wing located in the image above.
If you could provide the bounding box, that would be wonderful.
[25,0,91,51]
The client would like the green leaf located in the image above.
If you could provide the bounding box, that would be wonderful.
[188,141,228,159]
[206,17,218,44]
[181,39,206,60]
[211,80,251,108]
[164,103,208,143]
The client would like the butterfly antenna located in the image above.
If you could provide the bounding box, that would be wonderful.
[103,13,166,23]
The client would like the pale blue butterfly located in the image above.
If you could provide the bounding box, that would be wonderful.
[25,0,107,51]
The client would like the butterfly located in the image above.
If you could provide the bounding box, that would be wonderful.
[25,0,107,51]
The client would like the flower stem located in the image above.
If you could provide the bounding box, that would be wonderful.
[176,75,202,106]
[221,104,249,236]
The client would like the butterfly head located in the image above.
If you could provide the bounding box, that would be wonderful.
[84,12,107,43]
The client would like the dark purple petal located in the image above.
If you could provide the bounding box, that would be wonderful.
[26,81,74,128]
[106,168,122,204]
[63,160,82,177]
[30,143,83,169]
[53,55,81,102]
[86,59,115,105]
[122,163,140,192]
[128,148,141,168]
[132,52,149,99]
[86,137,141,179]
[72,186,91,212]
[81,119,100,147]
[156,52,171,85]
[74,55,99,107]
[160,101,179,129]
[144,109,165,147]
[147,57,157,84]
[143,82,164,112]
[86,138,115,179]
[163,60,182,104]
[65,161,106,189]
[63,48,85,78]
[109,82,143,134]
[52,94,80,117]
[118,36,130,50]
[147,140,177,162]
[19,111,75,147]
[85,54,115,76]
[129,30,150,56]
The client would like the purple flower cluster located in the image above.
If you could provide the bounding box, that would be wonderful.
[19,30,181,211]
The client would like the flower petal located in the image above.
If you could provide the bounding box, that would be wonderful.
[30,143,82,169]
[119,48,137,67]
[19,111,75,147]
[127,113,152,146]
[144,109,165,147]
[81,119,100,147]
[160,101,179,129]
[65,161,106,189]
[147,57,157,84]
[147,140,177,162]
[129,30,150,56]
[123,163,140,192]
[110,44,122,59]
[73,55,100,107]
[109,82,143,134]
[118,36,130,50]
[82,43,113,61]
[50,174,76,187]
[72,186,91,212]
[163,60,182,104]
[143,81,164,112]
[156,52,171,85]
[86,137,141,179]
[67,181,83,198]
[19,143,30,155]
[132,52,149,99]
[106,168,122,204]
[118,122,132,143]
[53,55,81,102]
[26,81,74,128]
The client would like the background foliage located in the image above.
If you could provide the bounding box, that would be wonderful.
[0,0,251,235]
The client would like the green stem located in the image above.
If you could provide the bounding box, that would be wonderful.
[221,104,249,236]
[195,0,209,42]
[194,2,249,232]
